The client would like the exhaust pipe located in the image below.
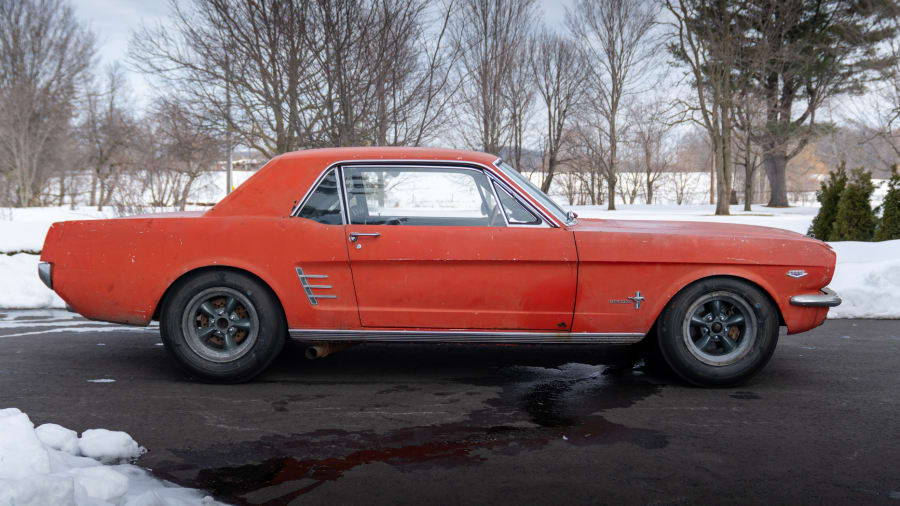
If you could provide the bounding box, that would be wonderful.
[305,342,352,359]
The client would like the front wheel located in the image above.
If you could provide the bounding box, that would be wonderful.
[656,278,779,387]
[160,270,286,383]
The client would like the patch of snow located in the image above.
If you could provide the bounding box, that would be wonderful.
[0,408,219,505]
[35,424,80,455]
[86,379,116,384]
[828,241,900,319]
[0,254,65,309]
[78,429,144,464]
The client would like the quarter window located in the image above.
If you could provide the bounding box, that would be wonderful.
[342,167,504,227]
[296,169,342,225]
[494,182,541,225]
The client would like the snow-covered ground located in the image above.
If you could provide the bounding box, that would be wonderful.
[0,408,217,505]
[1,203,897,318]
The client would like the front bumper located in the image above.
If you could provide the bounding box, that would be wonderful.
[38,262,52,289]
[790,287,842,307]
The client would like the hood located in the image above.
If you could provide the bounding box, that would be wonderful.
[573,218,822,244]
[570,218,834,268]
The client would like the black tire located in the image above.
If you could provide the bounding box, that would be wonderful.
[160,270,286,383]
[656,277,779,387]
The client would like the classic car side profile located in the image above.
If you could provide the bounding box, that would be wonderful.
[39,147,841,386]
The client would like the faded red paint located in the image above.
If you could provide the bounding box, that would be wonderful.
[40,147,835,335]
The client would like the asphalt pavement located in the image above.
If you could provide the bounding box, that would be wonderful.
[1,310,898,505]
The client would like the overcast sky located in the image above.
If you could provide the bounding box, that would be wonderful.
[74,0,573,107]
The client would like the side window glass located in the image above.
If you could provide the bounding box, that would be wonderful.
[297,170,342,225]
[494,182,541,225]
[342,167,504,227]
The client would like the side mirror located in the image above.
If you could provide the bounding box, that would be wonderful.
[566,211,578,222]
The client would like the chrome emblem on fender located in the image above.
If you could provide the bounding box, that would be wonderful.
[610,291,645,309]
[786,270,808,279]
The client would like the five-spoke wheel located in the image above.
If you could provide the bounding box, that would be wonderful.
[161,270,286,383]
[683,292,757,367]
[183,288,259,363]
[655,278,779,386]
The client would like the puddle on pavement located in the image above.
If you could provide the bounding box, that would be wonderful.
[151,361,667,505]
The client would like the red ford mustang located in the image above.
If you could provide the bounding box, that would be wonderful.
[38,147,840,385]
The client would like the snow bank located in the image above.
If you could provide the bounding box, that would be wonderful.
[0,408,218,506]
[828,240,900,319]
[0,207,114,254]
[0,253,65,309]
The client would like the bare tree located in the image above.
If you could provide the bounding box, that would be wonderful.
[850,34,900,169]
[568,0,659,210]
[630,99,675,204]
[571,124,607,205]
[0,0,95,206]
[733,93,765,211]
[616,158,642,204]
[451,0,536,155]
[530,29,588,192]
[131,0,455,156]
[666,0,745,215]
[80,64,135,210]
[152,98,222,211]
[503,42,535,171]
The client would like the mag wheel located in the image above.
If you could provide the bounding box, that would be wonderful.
[161,270,286,383]
[657,278,779,387]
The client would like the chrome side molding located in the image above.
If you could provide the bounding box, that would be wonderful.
[790,287,842,307]
[295,267,338,306]
[288,328,645,344]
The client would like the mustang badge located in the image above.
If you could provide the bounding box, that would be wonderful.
[609,291,645,309]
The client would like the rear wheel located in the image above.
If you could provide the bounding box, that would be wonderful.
[160,270,286,383]
[656,278,779,387]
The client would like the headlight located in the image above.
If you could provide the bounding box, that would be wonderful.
[38,262,52,289]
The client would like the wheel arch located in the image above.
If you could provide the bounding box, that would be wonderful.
[655,273,786,331]
[152,265,287,322]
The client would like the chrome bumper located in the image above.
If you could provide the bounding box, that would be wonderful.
[790,287,842,307]
[38,262,52,289]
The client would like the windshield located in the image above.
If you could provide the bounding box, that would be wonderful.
[493,160,574,225]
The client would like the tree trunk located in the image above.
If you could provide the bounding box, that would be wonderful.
[743,153,754,212]
[714,106,733,216]
[606,175,616,211]
[714,150,730,215]
[57,171,66,206]
[646,178,653,204]
[763,149,789,207]
[743,175,753,211]
[540,154,557,193]
[89,170,98,208]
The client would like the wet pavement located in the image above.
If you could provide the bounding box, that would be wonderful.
[1,311,899,505]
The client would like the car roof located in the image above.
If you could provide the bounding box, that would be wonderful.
[272,146,499,168]
[207,147,502,218]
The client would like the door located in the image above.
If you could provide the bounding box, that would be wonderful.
[341,165,577,330]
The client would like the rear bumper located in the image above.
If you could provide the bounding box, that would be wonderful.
[790,287,842,307]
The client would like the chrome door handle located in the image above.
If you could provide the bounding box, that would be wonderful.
[349,232,381,242]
